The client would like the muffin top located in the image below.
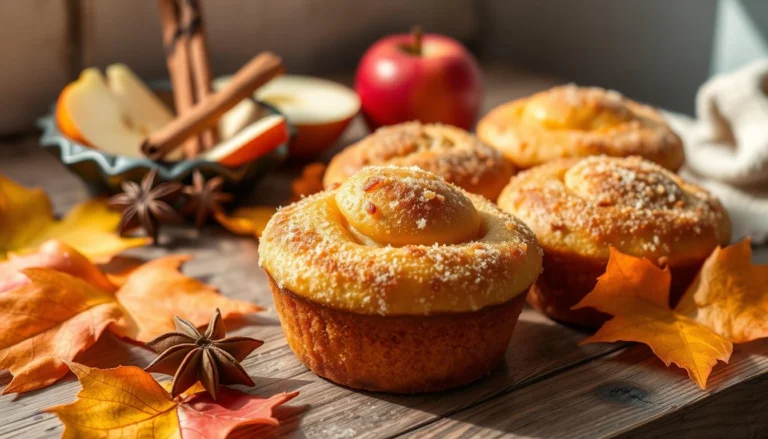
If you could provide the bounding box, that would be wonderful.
[497,156,731,266]
[261,166,541,316]
[478,85,685,171]
[323,122,515,200]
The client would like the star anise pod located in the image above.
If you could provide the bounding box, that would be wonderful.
[182,170,234,229]
[145,308,263,400]
[108,168,182,243]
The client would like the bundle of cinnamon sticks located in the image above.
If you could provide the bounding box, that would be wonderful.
[146,0,284,161]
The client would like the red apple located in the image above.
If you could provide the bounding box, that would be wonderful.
[354,28,483,131]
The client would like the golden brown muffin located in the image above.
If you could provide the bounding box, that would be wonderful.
[478,85,685,171]
[497,156,731,328]
[260,166,542,393]
[323,122,515,200]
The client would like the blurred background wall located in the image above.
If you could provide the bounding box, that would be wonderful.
[1,0,766,135]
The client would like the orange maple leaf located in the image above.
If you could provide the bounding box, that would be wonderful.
[677,239,768,344]
[291,162,326,201]
[0,175,148,262]
[47,363,298,439]
[573,247,733,389]
[215,206,276,238]
[0,241,262,394]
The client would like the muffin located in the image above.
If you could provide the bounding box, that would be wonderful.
[497,156,731,328]
[260,166,542,393]
[478,84,685,171]
[323,122,515,200]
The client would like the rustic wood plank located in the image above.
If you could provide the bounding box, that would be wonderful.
[403,340,768,438]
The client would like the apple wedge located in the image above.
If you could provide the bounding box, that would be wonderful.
[56,69,145,158]
[256,75,360,157]
[203,114,288,167]
[106,63,174,135]
[56,65,180,160]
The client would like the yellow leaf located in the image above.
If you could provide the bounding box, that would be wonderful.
[0,175,149,262]
[47,363,181,439]
[573,248,733,389]
[48,363,299,439]
[215,206,276,238]
[677,239,768,343]
[160,380,207,398]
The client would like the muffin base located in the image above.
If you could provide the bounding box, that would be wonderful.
[268,275,528,393]
[529,250,703,328]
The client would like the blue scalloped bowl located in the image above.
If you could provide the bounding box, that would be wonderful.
[38,99,288,199]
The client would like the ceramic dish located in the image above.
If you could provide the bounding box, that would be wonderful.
[38,98,288,198]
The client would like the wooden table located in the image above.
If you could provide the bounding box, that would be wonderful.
[1,68,767,438]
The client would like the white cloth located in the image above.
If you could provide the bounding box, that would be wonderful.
[664,59,768,244]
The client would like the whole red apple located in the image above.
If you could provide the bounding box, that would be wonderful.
[355,28,483,131]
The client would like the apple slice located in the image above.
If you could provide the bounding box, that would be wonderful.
[256,75,360,157]
[212,76,269,140]
[106,64,181,160]
[56,69,145,158]
[203,114,288,167]
[106,64,174,135]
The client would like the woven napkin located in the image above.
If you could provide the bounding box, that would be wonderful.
[664,59,768,244]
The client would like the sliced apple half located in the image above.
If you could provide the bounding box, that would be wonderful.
[56,65,181,160]
[106,63,174,135]
[56,68,146,158]
[256,75,360,157]
[105,63,181,160]
[203,114,288,167]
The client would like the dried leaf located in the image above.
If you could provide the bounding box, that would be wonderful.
[47,363,298,439]
[177,387,298,439]
[0,175,148,262]
[48,363,182,438]
[573,248,733,389]
[215,207,276,238]
[0,240,116,293]
[112,255,262,342]
[291,162,326,201]
[677,239,768,343]
[0,244,261,393]
[0,269,122,394]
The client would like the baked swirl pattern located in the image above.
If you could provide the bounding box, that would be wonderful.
[478,85,685,170]
[262,166,541,315]
[499,156,730,264]
[323,122,515,200]
[498,155,731,327]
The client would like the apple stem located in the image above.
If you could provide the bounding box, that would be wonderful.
[411,26,422,56]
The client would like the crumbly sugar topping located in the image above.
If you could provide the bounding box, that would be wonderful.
[342,122,512,190]
[499,156,731,259]
[260,166,542,315]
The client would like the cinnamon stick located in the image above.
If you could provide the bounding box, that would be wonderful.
[181,0,218,150]
[158,0,201,157]
[141,52,284,161]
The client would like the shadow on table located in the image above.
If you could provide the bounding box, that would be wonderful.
[349,312,620,436]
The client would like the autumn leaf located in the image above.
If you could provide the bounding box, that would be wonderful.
[0,241,262,393]
[111,254,261,342]
[291,162,325,201]
[0,240,116,293]
[0,175,148,262]
[216,206,276,238]
[0,269,122,394]
[46,363,298,439]
[573,248,733,389]
[677,239,768,344]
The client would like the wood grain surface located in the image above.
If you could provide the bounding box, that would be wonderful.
[0,70,765,438]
